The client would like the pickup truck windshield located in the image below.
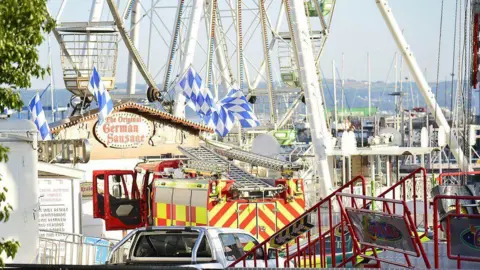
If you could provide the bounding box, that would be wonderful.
[133,232,211,258]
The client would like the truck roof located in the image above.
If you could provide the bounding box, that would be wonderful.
[113,226,257,249]
[130,226,254,235]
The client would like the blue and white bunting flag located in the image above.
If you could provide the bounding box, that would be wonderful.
[28,93,52,141]
[173,69,259,136]
[196,87,216,117]
[88,66,114,125]
[177,66,202,110]
[205,85,259,136]
[211,104,235,137]
[220,87,260,128]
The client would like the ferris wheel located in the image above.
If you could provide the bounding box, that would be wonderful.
[51,0,336,125]
[49,0,474,197]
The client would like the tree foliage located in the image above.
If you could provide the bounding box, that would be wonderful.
[0,0,55,266]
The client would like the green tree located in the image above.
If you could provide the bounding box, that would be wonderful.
[0,0,55,266]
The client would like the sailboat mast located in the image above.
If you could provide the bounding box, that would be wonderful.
[341,52,345,122]
[394,52,398,129]
[333,60,338,134]
[48,35,55,122]
[368,52,371,116]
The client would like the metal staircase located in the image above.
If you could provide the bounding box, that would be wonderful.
[179,146,284,197]
[228,168,435,269]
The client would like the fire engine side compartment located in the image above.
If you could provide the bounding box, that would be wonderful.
[152,179,209,226]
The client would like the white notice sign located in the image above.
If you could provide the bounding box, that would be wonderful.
[38,179,74,239]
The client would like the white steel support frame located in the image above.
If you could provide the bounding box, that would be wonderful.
[376,0,471,172]
[81,0,105,73]
[162,0,185,96]
[202,1,231,93]
[214,21,233,91]
[288,0,333,197]
[89,0,104,22]
[47,0,68,122]
[259,0,277,125]
[173,0,204,117]
[276,93,304,129]
[214,9,234,88]
[235,0,243,87]
[251,4,285,90]
[106,0,157,91]
[126,0,141,95]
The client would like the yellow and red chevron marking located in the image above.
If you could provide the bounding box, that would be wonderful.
[275,198,305,230]
[208,201,238,228]
[256,203,277,241]
[287,178,304,195]
[238,204,258,236]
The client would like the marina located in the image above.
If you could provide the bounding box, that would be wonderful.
[2,0,480,269]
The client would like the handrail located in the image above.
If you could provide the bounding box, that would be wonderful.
[437,170,480,185]
[40,230,119,243]
[375,167,426,199]
[336,192,431,269]
[372,167,429,236]
[432,195,480,269]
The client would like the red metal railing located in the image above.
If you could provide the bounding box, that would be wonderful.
[373,167,430,237]
[336,193,431,269]
[433,195,480,269]
[228,167,431,268]
[228,175,367,268]
[438,171,480,185]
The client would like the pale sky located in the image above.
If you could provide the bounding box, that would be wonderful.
[31,0,463,89]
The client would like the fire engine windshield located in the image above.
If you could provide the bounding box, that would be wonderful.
[133,232,212,259]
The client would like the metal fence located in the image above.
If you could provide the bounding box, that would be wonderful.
[37,230,119,265]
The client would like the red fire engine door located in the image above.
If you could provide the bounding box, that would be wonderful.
[92,170,146,230]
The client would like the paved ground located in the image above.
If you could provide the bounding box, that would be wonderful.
[377,241,479,269]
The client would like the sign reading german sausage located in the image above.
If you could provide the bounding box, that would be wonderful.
[94,112,153,148]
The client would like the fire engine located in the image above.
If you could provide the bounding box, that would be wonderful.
[92,146,306,240]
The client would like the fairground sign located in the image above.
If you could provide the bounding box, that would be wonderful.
[94,112,153,148]
[363,217,403,242]
[346,208,416,254]
[449,215,480,259]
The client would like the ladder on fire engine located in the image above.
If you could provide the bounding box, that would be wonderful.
[212,146,302,173]
[179,146,284,195]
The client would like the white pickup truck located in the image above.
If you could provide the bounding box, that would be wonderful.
[106,226,283,269]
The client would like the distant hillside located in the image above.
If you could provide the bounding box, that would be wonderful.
[23,79,475,114]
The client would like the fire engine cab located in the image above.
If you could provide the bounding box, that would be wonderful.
[92,146,306,240]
